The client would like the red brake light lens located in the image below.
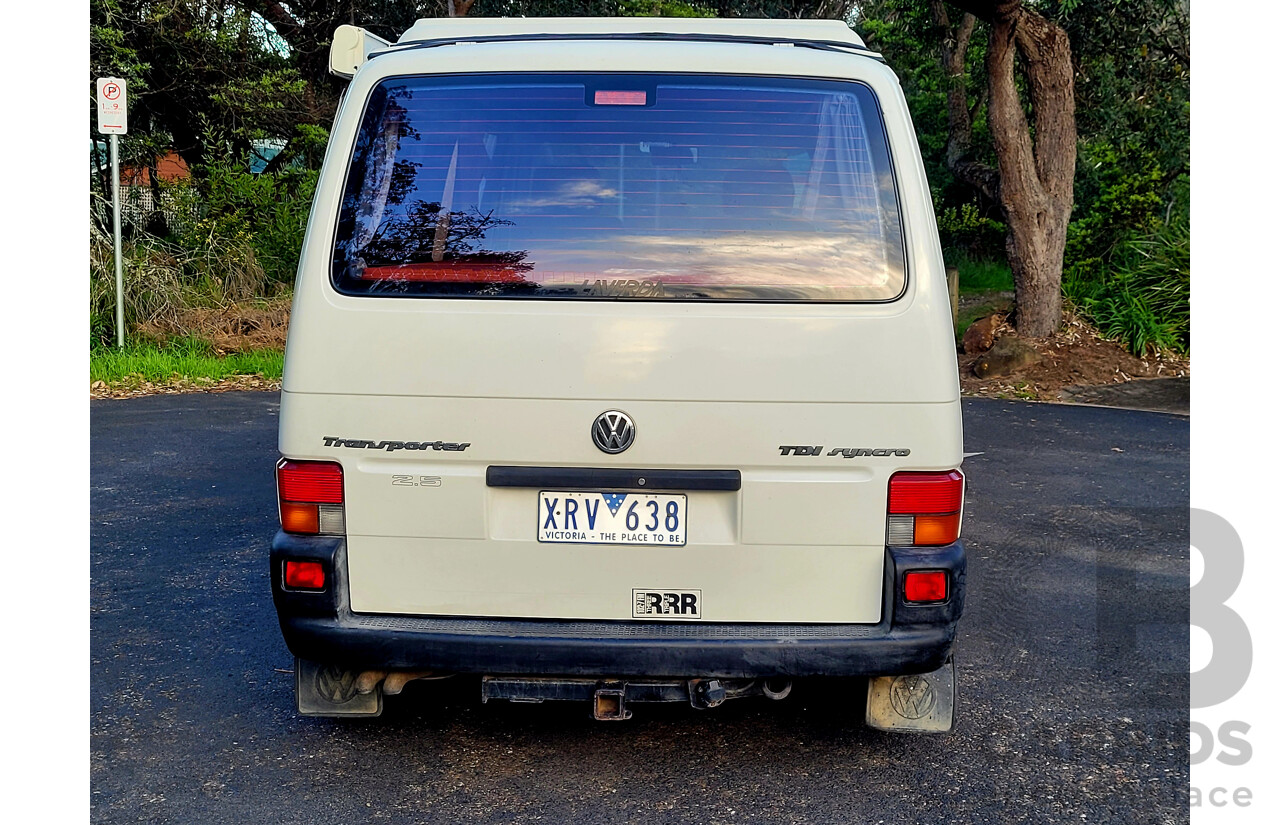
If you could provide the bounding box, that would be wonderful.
[903,570,948,603]
[284,560,326,591]
[888,471,964,514]
[277,460,344,504]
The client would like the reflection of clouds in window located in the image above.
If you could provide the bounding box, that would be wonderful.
[536,232,895,290]
[799,95,893,278]
[510,180,620,211]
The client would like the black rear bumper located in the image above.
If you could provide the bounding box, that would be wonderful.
[271,532,966,678]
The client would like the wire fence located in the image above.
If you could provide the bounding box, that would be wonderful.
[91,184,200,237]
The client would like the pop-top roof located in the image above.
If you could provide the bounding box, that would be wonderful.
[397,16,867,50]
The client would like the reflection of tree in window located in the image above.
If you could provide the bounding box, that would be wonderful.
[347,90,418,256]
[342,85,532,288]
[359,202,531,274]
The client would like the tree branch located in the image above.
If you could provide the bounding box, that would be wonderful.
[968,83,988,123]
[241,1,304,50]
[931,0,1000,204]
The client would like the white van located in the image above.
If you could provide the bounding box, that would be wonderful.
[271,17,966,731]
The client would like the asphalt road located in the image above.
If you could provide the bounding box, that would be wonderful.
[91,393,1189,824]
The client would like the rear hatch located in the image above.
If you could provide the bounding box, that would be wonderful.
[280,68,962,624]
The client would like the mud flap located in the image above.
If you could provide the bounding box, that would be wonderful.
[865,657,955,733]
[295,657,383,717]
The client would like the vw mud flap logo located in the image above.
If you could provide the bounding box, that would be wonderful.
[889,675,938,720]
[315,665,360,704]
[866,659,955,733]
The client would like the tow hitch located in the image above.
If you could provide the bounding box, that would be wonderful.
[592,685,632,721]
[480,676,793,720]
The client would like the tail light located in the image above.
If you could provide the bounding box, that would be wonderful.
[886,470,964,546]
[284,560,326,591]
[903,570,948,603]
[277,459,345,535]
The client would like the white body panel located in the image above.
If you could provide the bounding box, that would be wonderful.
[282,20,962,624]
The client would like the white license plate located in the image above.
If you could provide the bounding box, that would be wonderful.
[538,491,687,546]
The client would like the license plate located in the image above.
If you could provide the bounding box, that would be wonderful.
[538,491,687,546]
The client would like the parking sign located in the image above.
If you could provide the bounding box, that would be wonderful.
[97,77,128,134]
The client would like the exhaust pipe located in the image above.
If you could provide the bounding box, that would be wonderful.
[761,678,793,701]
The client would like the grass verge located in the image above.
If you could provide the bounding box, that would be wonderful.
[952,253,1014,294]
[90,338,283,386]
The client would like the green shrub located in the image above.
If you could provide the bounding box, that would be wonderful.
[176,162,317,287]
[90,125,322,347]
[176,126,323,287]
[1064,143,1164,284]
[617,0,714,15]
[1063,143,1187,356]
[937,202,1006,259]
[1066,217,1189,356]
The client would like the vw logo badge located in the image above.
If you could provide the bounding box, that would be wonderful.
[592,410,635,454]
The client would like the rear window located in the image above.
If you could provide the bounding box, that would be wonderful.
[332,73,905,301]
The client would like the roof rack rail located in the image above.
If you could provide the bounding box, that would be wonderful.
[376,31,880,61]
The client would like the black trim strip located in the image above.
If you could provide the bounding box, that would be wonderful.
[486,466,741,492]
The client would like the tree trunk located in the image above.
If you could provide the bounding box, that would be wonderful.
[945,1,1076,339]
[985,5,1074,338]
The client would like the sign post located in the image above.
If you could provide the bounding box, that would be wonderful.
[96,78,128,348]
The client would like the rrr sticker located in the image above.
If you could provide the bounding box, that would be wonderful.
[632,589,702,620]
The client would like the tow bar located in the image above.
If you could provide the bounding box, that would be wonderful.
[480,676,793,720]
